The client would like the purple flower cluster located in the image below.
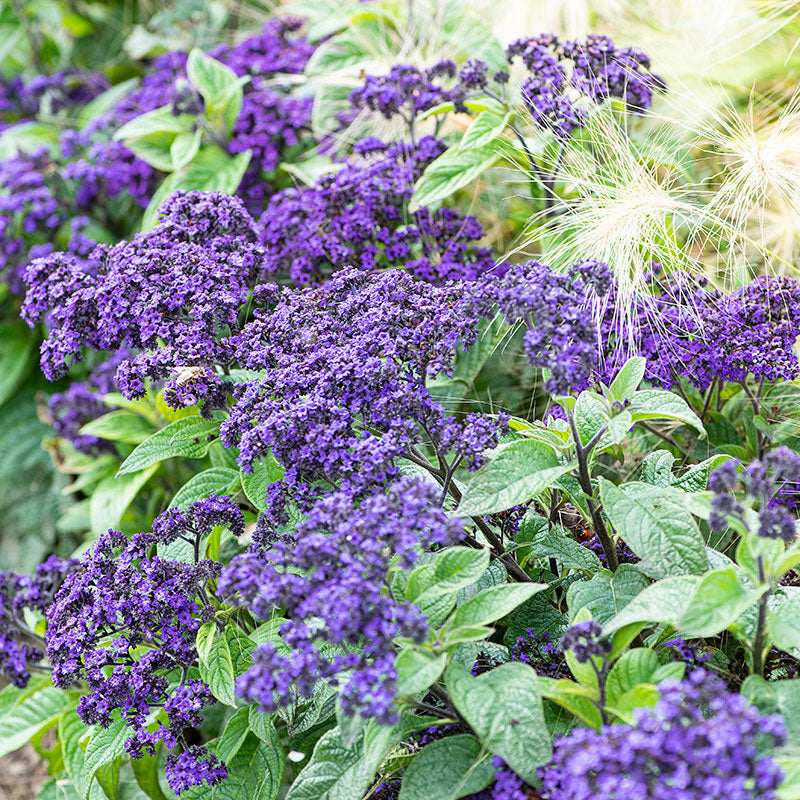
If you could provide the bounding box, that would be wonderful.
[491,259,611,395]
[349,61,459,126]
[709,448,800,543]
[597,270,800,392]
[222,478,462,723]
[0,70,109,127]
[540,669,785,800]
[0,556,73,688]
[0,22,313,295]
[257,136,496,284]
[48,348,130,455]
[22,191,265,408]
[509,629,570,678]
[221,267,498,500]
[216,268,512,721]
[664,637,711,671]
[46,497,243,795]
[507,34,663,138]
[560,620,611,663]
[0,149,98,295]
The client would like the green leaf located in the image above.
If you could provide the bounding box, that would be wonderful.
[248,708,280,747]
[181,734,283,800]
[398,734,495,800]
[769,591,800,651]
[457,111,510,153]
[0,323,34,408]
[170,467,241,509]
[605,649,659,704]
[629,389,705,436]
[217,708,252,763]
[533,676,602,728]
[83,718,129,798]
[141,147,251,232]
[241,453,285,511]
[126,130,177,170]
[608,357,646,401]
[515,514,602,572]
[457,440,572,516]
[60,711,90,797]
[567,565,650,625]
[130,749,167,800]
[78,79,140,128]
[79,410,156,444]
[408,548,491,603]
[186,49,246,136]
[196,621,217,666]
[89,465,158,534]
[410,143,499,212]
[117,417,220,475]
[445,662,551,782]
[395,650,447,696]
[286,724,386,800]
[171,129,203,170]
[604,568,764,638]
[680,567,765,637]
[598,479,708,577]
[639,450,675,487]
[671,455,731,493]
[451,583,547,628]
[200,633,237,707]
[113,105,194,141]
[603,574,701,634]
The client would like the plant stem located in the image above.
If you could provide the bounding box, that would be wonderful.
[752,555,769,678]
[567,410,618,571]
[637,421,692,458]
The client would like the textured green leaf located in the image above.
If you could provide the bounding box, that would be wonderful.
[410,143,499,212]
[451,583,547,628]
[515,514,602,572]
[83,717,129,798]
[79,410,156,444]
[398,734,494,800]
[457,111,510,153]
[118,417,220,475]
[457,440,572,516]
[605,649,659,705]
[567,565,650,625]
[217,708,252,763]
[680,568,765,637]
[170,468,241,509]
[200,633,237,707]
[769,591,800,652]
[630,389,705,436]
[241,453,285,511]
[599,479,708,576]
[639,450,675,487]
[395,650,447,696]
[603,575,701,634]
[671,455,731,493]
[446,662,551,782]
[89,465,158,533]
[182,734,283,800]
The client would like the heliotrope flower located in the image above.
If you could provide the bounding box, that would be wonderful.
[46,497,243,795]
[539,669,785,800]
